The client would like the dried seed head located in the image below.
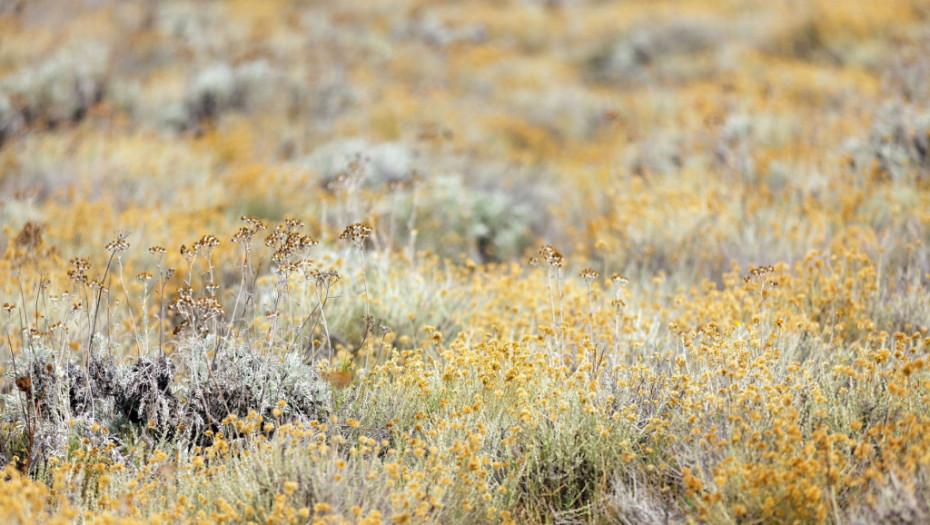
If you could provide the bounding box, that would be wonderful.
[175,286,194,305]
[274,260,303,274]
[580,268,599,282]
[70,258,91,272]
[105,231,130,253]
[611,274,630,287]
[340,223,373,246]
[284,218,304,232]
[198,234,220,250]
[190,234,221,258]
[68,259,90,284]
[231,227,255,244]
[266,224,288,247]
[149,245,167,255]
[197,296,224,317]
[743,265,775,285]
[267,219,317,264]
[306,266,340,287]
[299,235,318,249]
[241,215,267,231]
[537,244,563,268]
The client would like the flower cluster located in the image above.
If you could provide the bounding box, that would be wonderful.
[265,218,317,264]
[104,232,130,253]
[340,223,373,248]
[67,257,91,284]
[530,244,564,269]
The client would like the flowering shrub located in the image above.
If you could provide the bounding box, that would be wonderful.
[0,1,928,523]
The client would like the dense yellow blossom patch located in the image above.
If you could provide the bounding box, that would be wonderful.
[1,0,929,523]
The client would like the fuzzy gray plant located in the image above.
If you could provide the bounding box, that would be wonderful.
[0,42,109,128]
[0,94,22,146]
[844,471,930,525]
[844,102,930,182]
[164,338,330,441]
[178,59,288,128]
[603,474,685,525]
[412,174,540,262]
[588,18,720,85]
[0,347,123,471]
[0,337,330,470]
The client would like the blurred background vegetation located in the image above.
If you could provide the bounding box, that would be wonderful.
[1,0,927,284]
[1,1,929,523]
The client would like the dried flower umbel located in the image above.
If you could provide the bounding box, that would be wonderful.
[610,273,630,288]
[531,244,566,364]
[264,218,317,266]
[580,268,599,367]
[340,222,375,370]
[340,222,372,249]
[67,258,90,284]
[579,267,599,283]
[104,235,130,253]
[170,285,226,337]
[534,244,564,269]
[743,264,778,304]
[86,231,130,356]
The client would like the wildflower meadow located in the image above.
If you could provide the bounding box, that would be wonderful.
[0,1,929,523]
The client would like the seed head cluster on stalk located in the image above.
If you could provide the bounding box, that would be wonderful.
[2,2,930,523]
